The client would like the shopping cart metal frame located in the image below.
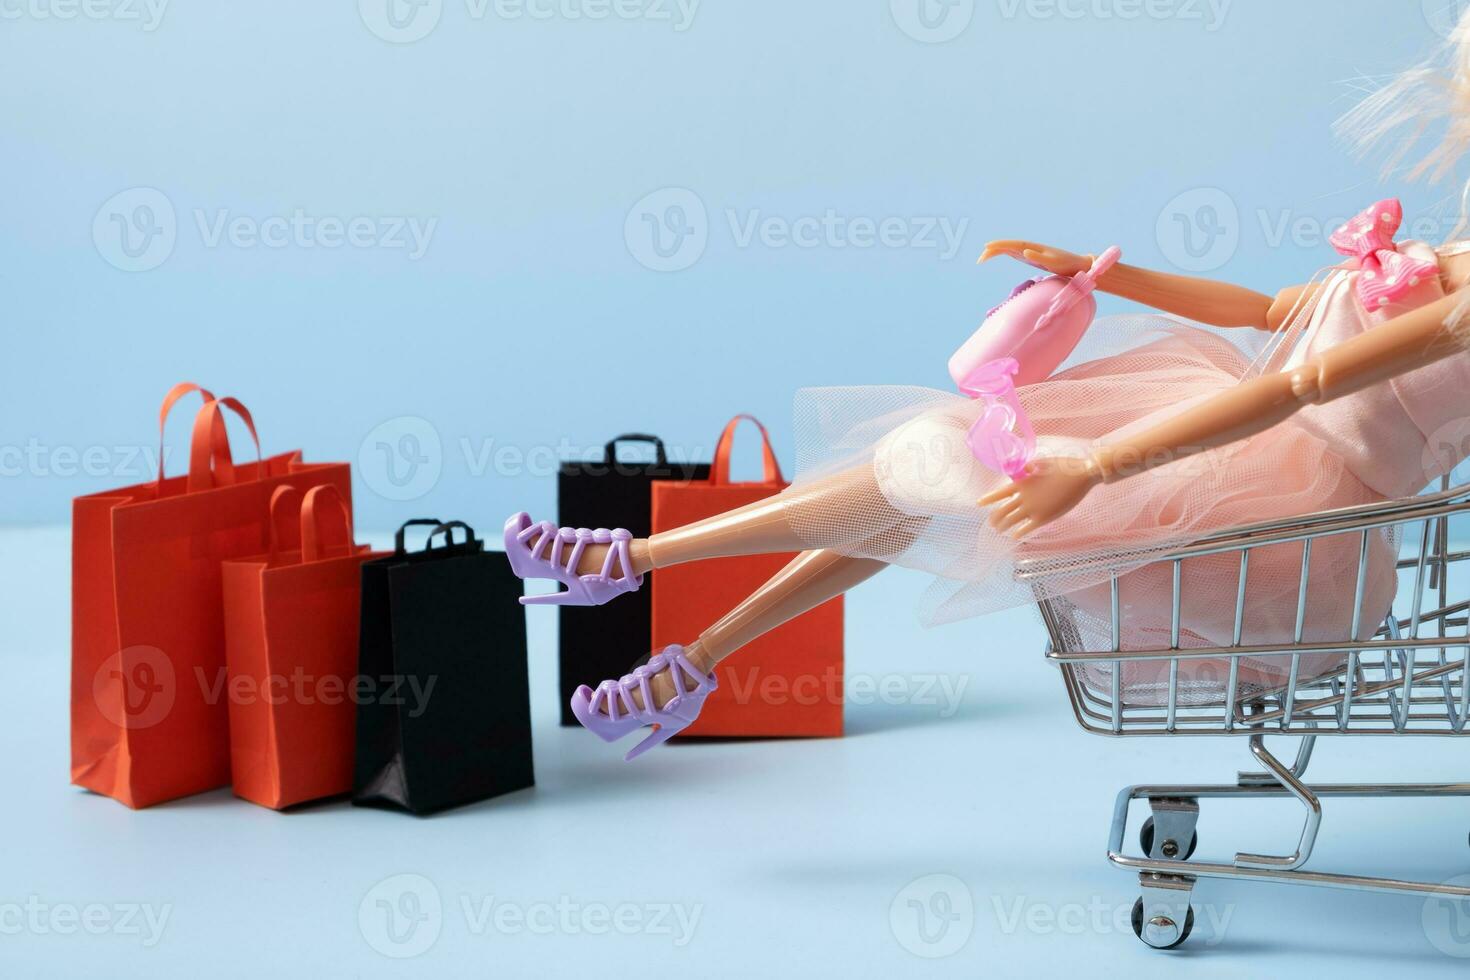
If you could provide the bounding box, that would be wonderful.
[1025,477,1470,949]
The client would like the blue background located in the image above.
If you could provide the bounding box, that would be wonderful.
[8,2,1470,977]
[4,0,1468,524]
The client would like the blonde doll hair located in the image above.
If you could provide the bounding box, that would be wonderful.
[1336,7,1470,236]
[1336,8,1470,340]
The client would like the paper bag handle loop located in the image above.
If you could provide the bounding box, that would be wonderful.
[394,518,445,555]
[265,485,355,563]
[711,414,783,486]
[300,485,354,563]
[267,485,303,561]
[186,398,263,494]
[426,521,477,552]
[156,382,215,484]
[602,433,669,467]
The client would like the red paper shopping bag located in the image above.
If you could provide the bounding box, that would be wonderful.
[222,485,378,810]
[71,383,353,809]
[651,415,843,737]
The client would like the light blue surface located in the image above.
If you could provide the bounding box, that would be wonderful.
[9,2,1470,976]
[3,2,1468,527]
[6,525,1470,977]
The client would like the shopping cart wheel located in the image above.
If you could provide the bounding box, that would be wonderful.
[1140,817,1198,861]
[1131,898,1195,950]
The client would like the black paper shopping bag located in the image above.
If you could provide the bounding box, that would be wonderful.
[557,435,709,725]
[353,520,533,815]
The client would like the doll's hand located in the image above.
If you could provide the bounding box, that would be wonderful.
[979,240,1093,277]
[977,455,1101,539]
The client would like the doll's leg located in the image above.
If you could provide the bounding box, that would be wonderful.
[545,464,921,578]
[596,548,887,714]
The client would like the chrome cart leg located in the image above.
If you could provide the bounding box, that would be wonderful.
[1133,873,1196,950]
[1237,732,1315,786]
[1234,735,1322,871]
[1140,796,1200,861]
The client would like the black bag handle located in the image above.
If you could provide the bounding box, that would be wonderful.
[603,433,668,467]
[394,518,444,556]
[426,520,477,552]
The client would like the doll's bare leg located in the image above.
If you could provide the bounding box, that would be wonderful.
[594,549,887,714]
[540,464,919,577]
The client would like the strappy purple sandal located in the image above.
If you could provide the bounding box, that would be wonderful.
[569,645,718,761]
[503,512,644,607]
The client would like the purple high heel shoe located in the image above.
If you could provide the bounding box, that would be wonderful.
[569,645,718,761]
[503,512,644,607]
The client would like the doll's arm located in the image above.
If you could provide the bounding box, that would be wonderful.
[1101,263,1308,331]
[980,239,1296,330]
[979,290,1469,537]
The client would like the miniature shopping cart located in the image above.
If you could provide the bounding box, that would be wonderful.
[1024,477,1470,950]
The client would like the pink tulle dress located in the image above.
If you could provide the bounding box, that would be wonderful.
[787,232,1470,702]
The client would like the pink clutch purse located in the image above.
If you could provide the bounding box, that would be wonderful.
[950,245,1121,392]
[957,246,1120,478]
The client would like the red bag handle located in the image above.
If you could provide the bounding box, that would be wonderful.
[156,382,215,484]
[266,485,303,562]
[265,484,354,564]
[300,485,354,563]
[711,414,784,486]
[186,397,263,494]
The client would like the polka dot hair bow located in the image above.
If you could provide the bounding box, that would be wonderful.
[1328,198,1438,310]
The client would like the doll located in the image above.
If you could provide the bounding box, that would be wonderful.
[506,13,1470,760]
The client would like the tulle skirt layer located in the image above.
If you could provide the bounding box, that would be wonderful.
[785,317,1399,704]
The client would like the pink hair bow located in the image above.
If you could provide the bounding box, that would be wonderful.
[1328,198,1437,310]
